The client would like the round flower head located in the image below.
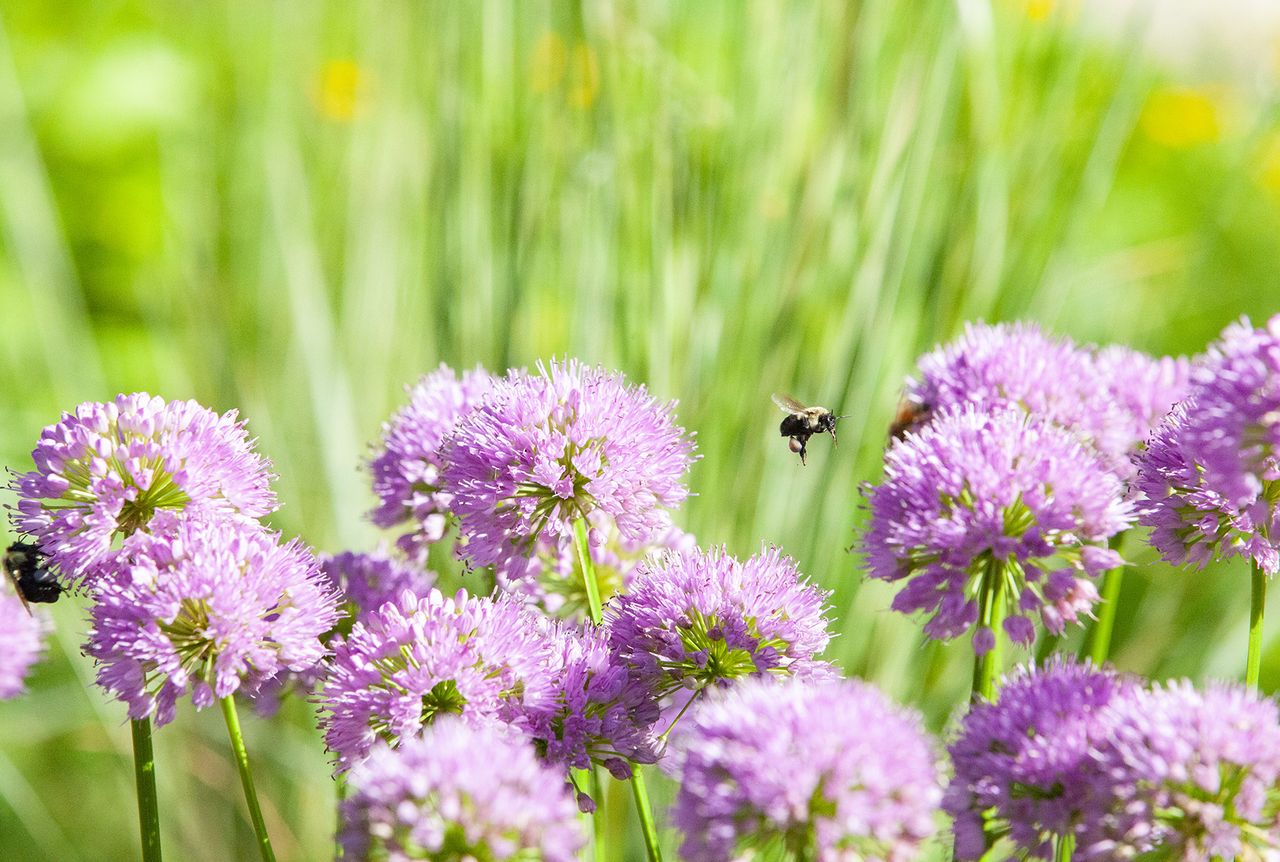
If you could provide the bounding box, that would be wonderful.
[666,677,941,862]
[318,588,558,772]
[1134,400,1280,572]
[367,365,496,561]
[441,359,696,583]
[250,550,436,717]
[905,322,1115,452]
[501,522,697,620]
[87,514,340,727]
[863,406,1133,651]
[1081,680,1280,860]
[607,546,832,699]
[0,588,45,699]
[13,393,275,579]
[1136,316,1280,573]
[339,718,585,862]
[529,622,660,781]
[945,658,1137,860]
[1090,346,1194,479]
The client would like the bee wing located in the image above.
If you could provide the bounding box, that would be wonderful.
[772,393,808,413]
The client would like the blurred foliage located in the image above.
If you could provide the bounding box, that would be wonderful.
[1,0,1279,859]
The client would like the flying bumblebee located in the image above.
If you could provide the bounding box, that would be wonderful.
[772,394,843,466]
[3,541,63,613]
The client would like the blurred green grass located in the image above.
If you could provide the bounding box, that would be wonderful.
[1,1,1279,859]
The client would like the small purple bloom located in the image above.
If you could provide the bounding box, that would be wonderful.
[318,588,558,772]
[367,365,496,561]
[945,658,1136,860]
[863,406,1133,647]
[530,622,660,779]
[12,394,275,580]
[1090,346,1193,471]
[87,514,340,727]
[321,549,436,620]
[666,677,941,862]
[1136,316,1280,573]
[441,360,696,584]
[250,549,436,717]
[1081,680,1280,860]
[339,718,585,862]
[607,546,832,699]
[0,589,45,699]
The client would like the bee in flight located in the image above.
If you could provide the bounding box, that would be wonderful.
[772,394,844,466]
[3,541,63,613]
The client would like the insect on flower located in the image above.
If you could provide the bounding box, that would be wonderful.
[889,396,932,441]
[3,541,63,613]
[772,393,844,465]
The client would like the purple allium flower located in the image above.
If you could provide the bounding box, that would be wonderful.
[0,589,45,699]
[250,550,436,717]
[367,365,496,561]
[666,677,941,862]
[12,394,275,579]
[339,718,585,862]
[501,522,697,620]
[529,622,660,779]
[1134,400,1280,572]
[321,549,436,620]
[945,658,1137,860]
[1080,680,1280,861]
[1136,316,1280,573]
[607,546,832,699]
[318,588,558,772]
[906,322,1113,444]
[863,406,1133,651]
[1090,346,1194,478]
[441,360,696,583]
[87,514,340,727]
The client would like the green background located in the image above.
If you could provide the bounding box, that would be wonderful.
[1,1,1278,859]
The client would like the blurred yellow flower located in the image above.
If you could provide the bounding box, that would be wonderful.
[314,59,364,122]
[1023,0,1054,22]
[530,30,599,110]
[1257,131,1280,197]
[531,31,567,94]
[568,44,600,109]
[1140,87,1221,149]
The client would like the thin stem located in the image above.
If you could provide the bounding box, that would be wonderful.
[590,768,607,862]
[659,688,703,743]
[1248,562,1268,691]
[1055,833,1075,862]
[970,560,1006,703]
[131,718,163,862]
[1087,566,1124,666]
[220,696,277,862]
[573,518,603,625]
[630,765,663,862]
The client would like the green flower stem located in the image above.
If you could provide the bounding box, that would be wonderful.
[590,768,607,862]
[573,517,659,861]
[971,561,1006,703]
[1087,566,1124,666]
[630,765,663,862]
[573,518,603,625]
[130,717,163,862]
[1248,561,1268,691]
[1084,532,1127,666]
[1055,833,1074,862]
[220,696,277,862]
